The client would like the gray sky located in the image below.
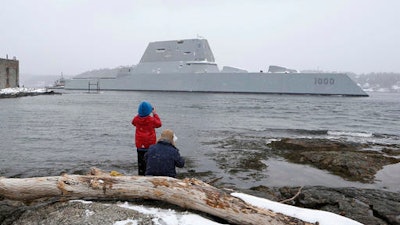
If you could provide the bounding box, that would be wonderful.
[1,0,399,76]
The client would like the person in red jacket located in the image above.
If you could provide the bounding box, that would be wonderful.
[132,101,162,175]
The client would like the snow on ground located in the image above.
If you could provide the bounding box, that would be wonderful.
[91,191,364,225]
[0,87,48,94]
[70,193,363,225]
[70,200,94,204]
[232,193,363,225]
[112,192,363,225]
[114,219,139,225]
[117,202,223,225]
[69,200,224,225]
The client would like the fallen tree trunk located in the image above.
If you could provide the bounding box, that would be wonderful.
[0,169,313,225]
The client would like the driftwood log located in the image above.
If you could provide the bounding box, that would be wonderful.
[0,168,313,225]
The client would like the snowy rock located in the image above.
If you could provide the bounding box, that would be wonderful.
[0,88,59,98]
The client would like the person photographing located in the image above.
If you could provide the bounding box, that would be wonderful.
[132,101,162,175]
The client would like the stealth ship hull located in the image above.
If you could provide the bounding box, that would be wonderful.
[65,39,368,96]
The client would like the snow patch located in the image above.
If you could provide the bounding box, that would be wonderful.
[117,202,223,225]
[113,219,138,225]
[231,192,362,225]
[70,200,93,204]
[0,87,48,94]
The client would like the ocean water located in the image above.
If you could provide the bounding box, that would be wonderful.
[1,91,399,192]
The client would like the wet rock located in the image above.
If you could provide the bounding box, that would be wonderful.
[205,135,400,183]
[268,138,400,183]
[247,186,400,225]
[382,148,400,156]
[206,139,269,181]
[268,138,366,151]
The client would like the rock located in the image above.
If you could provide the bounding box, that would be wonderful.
[247,186,400,225]
[268,138,366,151]
[0,89,61,98]
[0,200,27,225]
[206,135,400,183]
[382,148,400,156]
[2,200,154,225]
[268,138,400,183]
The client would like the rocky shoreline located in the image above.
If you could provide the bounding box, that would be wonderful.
[1,184,399,224]
[244,186,400,225]
[1,137,399,224]
[268,138,400,183]
[0,88,61,98]
[202,136,400,224]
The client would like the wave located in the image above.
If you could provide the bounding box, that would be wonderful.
[265,128,329,136]
[274,129,399,146]
[264,128,399,141]
[327,131,373,138]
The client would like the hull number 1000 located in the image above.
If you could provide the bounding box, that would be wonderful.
[314,78,335,85]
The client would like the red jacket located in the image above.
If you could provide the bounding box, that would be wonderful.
[132,113,162,149]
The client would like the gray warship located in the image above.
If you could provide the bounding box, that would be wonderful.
[64,38,368,96]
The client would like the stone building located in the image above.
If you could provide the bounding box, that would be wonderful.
[0,57,19,89]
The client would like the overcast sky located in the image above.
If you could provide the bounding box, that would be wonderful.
[1,0,399,76]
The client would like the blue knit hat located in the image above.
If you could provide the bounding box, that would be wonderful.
[138,101,153,117]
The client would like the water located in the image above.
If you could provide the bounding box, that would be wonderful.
[1,91,399,192]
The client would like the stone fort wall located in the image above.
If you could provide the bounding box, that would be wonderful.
[0,57,19,89]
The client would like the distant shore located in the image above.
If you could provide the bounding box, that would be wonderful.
[0,87,61,98]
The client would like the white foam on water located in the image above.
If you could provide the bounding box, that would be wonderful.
[328,130,373,138]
